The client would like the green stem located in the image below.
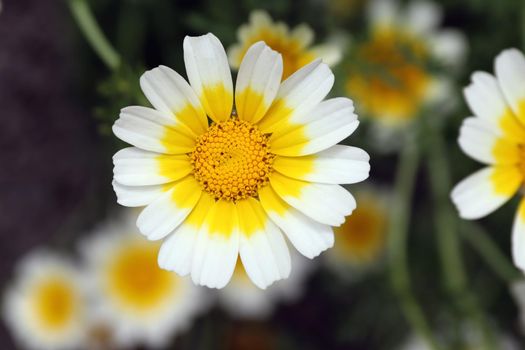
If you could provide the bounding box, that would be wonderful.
[461,221,521,284]
[424,118,496,350]
[68,0,121,70]
[388,131,442,350]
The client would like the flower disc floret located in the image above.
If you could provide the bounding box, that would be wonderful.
[190,119,275,201]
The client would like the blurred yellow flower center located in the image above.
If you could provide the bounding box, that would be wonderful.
[346,29,431,122]
[334,196,387,263]
[31,277,77,330]
[237,31,314,79]
[106,242,177,312]
[191,119,274,201]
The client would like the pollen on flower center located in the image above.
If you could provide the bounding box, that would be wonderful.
[190,119,275,201]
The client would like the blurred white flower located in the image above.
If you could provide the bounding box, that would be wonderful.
[3,251,88,350]
[325,186,390,278]
[346,0,467,128]
[451,48,525,272]
[217,253,313,319]
[112,33,369,289]
[228,10,342,79]
[80,210,208,348]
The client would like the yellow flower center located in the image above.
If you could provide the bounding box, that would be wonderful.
[519,144,525,178]
[106,241,178,312]
[191,119,275,201]
[334,196,387,263]
[346,28,431,122]
[31,277,78,331]
[237,29,315,79]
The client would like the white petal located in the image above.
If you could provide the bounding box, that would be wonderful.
[269,172,356,226]
[258,59,334,133]
[270,97,359,156]
[112,106,195,154]
[273,145,370,184]
[464,72,509,129]
[451,167,521,220]
[112,181,165,207]
[513,198,525,271]
[431,30,467,68]
[191,201,240,289]
[140,65,208,135]
[368,0,399,28]
[137,177,202,240]
[158,227,196,276]
[259,186,334,259]
[113,147,192,186]
[237,199,291,289]
[457,117,499,164]
[235,42,283,123]
[183,33,233,122]
[495,48,525,120]
[404,0,442,34]
[462,70,525,145]
[158,194,214,276]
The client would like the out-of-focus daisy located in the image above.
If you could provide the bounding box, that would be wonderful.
[81,211,206,348]
[346,0,466,127]
[3,251,87,350]
[112,33,370,289]
[227,10,342,79]
[451,48,525,271]
[218,253,313,319]
[326,187,389,276]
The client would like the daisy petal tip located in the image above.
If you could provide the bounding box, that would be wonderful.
[111,128,120,143]
[496,47,524,61]
[470,70,491,83]
[495,48,525,75]
[249,40,266,50]
[184,32,220,46]
[135,215,151,238]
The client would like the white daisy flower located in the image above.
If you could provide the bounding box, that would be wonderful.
[451,48,525,272]
[111,33,370,289]
[227,10,342,80]
[325,186,389,277]
[80,211,207,348]
[217,253,313,319]
[3,251,88,350]
[346,0,467,126]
